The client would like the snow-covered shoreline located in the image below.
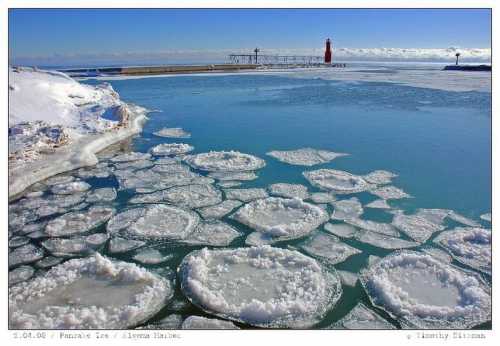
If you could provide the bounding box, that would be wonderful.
[8,68,149,198]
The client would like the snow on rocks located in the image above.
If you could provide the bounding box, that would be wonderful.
[185,151,265,172]
[355,231,419,250]
[182,316,239,329]
[86,188,117,203]
[267,148,348,166]
[179,246,342,328]
[369,186,411,200]
[50,181,91,195]
[268,183,309,199]
[183,221,242,247]
[331,197,363,221]
[110,152,151,163]
[330,303,395,329]
[363,170,398,185]
[366,199,391,209]
[224,188,268,202]
[303,169,372,194]
[299,233,361,265]
[9,254,174,329]
[153,127,191,138]
[9,244,44,268]
[232,197,329,244]
[150,143,194,156]
[108,237,146,254]
[9,266,35,286]
[480,213,491,222]
[106,204,199,241]
[360,251,491,329]
[197,199,243,219]
[434,227,491,274]
[45,206,115,237]
[208,171,258,181]
[324,223,358,238]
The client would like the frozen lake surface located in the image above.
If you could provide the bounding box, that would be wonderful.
[8,65,491,329]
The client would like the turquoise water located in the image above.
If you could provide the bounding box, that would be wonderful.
[11,72,490,329]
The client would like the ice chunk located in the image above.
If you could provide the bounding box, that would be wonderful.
[232,197,329,243]
[197,199,243,219]
[86,188,117,203]
[268,183,309,199]
[42,236,100,256]
[133,184,222,208]
[107,204,199,241]
[392,212,445,243]
[183,221,242,247]
[329,303,395,329]
[363,170,398,185]
[45,206,115,237]
[85,233,109,246]
[447,211,481,227]
[35,256,64,269]
[303,169,372,194]
[182,316,239,329]
[44,175,75,186]
[267,148,348,166]
[337,270,359,287]
[51,181,91,195]
[299,233,361,265]
[150,143,194,156]
[154,156,181,165]
[108,237,146,254]
[368,255,382,266]
[185,151,265,172]
[179,246,342,328]
[345,218,400,237]
[133,249,174,265]
[355,231,419,249]
[153,127,191,138]
[9,236,30,248]
[114,159,154,171]
[324,223,358,238]
[308,192,336,204]
[420,246,453,263]
[9,254,174,329]
[480,213,491,222]
[224,188,268,202]
[110,152,151,162]
[9,244,44,268]
[116,168,208,192]
[208,171,258,181]
[151,163,191,174]
[9,266,35,286]
[360,251,491,329]
[76,165,114,179]
[369,186,410,200]
[434,227,491,274]
[331,197,363,221]
[138,314,183,330]
[366,199,391,209]
[217,181,242,188]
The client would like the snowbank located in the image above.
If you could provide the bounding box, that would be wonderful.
[8,67,149,197]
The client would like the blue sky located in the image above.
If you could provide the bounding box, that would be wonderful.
[9,9,491,65]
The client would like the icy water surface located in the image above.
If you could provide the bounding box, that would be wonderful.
[9,71,491,329]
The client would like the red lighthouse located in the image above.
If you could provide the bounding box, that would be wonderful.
[324,38,332,64]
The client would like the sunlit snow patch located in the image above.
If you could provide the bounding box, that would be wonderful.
[153,127,191,138]
[45,206,115,237]
[182,316,239,329]
[329,303,395,329]
[299,233,361,265]
[360,251,491,329]
[232,197,329,243]
[268,183,309,199]
[267,148,348,166]
[150,143,194,156]
[183,221,242,247]
[224,188,268,202]
[106,204,199,241]
[434,227,491,274]
[185,151,265,172]
[179,246,342,328]
[303,169,372,194]
[9,254,174,329]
